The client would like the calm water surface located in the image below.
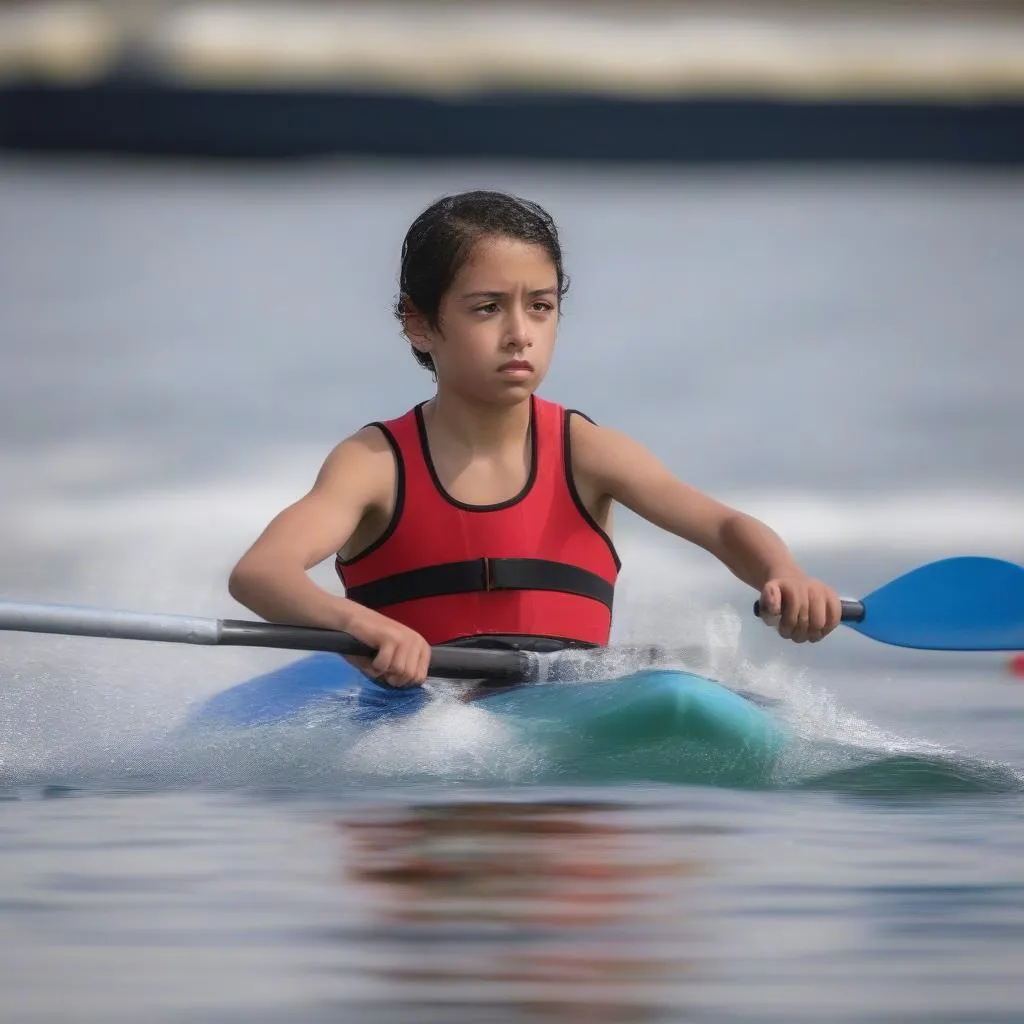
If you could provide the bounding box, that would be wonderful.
[1,158,1023,1022]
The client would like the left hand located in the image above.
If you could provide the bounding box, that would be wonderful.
[759,575,842,643]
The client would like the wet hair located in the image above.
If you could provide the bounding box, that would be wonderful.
[394,190,570,372]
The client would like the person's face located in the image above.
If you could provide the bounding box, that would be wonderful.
[410,235,559,404]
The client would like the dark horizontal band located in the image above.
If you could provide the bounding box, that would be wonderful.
[345,557,614,612]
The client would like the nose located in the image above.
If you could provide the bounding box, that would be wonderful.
[503,304,531,350]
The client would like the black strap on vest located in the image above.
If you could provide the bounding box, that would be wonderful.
[344,557,614,612]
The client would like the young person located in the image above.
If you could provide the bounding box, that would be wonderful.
[229,191,842,687]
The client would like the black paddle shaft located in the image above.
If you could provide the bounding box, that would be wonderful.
[218,620,537,682]
[752,598,865,622]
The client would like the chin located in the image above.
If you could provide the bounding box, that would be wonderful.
[496,378,539,400]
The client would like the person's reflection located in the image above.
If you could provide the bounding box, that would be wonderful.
[333,800,711,1021]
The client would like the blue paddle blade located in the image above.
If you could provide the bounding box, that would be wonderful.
[848,557,1024,651]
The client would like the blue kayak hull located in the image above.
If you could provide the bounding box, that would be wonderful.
[193,654,432,727]
[189,655,788,785]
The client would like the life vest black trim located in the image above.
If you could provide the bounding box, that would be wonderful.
[344,556,614,612]
[414,397,539,512]
[441,633,600,653]
[335,422,405,568]
[563,409,622,572]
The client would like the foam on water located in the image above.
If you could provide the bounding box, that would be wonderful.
[4,648,1020,798]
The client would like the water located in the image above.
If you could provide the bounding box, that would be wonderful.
[1,156,1023,1022]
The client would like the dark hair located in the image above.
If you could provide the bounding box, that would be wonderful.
[394,190,570,372]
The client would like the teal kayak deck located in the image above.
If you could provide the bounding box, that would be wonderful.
[190,654,789,786]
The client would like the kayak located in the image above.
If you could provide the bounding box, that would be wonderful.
[189,654,790,786]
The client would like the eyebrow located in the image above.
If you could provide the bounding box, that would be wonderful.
[461,288,558,300]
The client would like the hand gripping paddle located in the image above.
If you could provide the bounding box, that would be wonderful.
[755,556,1024,651]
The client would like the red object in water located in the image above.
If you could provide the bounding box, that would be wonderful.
[1009,653,1024,678]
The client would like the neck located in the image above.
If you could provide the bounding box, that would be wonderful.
[425,390,533,453]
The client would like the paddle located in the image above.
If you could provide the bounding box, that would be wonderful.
[0,599,712,683]
[754,556,1024,651]
[0,600,538,682]
[1,557,1020,686]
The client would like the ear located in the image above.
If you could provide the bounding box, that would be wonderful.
[401,298,435,353]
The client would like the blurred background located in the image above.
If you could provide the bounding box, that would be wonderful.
[1,0,1021,650]
[2,3,1024,1023]
[2,0,1024,160]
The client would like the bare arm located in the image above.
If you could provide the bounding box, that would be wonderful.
[570,416,841,642]
[228,426,391,631]
[228,427,432,683]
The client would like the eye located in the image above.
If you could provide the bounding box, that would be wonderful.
[475,302,499,315]
[532,301,555,313]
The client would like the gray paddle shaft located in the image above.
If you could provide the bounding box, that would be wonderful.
[0,599,533,681]
[0,601,220,644]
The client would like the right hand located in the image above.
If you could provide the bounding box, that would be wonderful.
[343,606,431,687]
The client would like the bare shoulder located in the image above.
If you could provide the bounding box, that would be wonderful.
[321,423,395,463]
[567,412,641,492]
[313,424,397,508]
[568,409,738,548]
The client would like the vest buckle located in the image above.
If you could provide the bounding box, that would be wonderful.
[482,556,493,591]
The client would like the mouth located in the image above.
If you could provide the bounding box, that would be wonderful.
[498,360,534,373]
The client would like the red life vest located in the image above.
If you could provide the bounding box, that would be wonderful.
[335,395,620,647]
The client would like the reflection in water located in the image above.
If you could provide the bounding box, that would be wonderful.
[329,799,716,1022]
